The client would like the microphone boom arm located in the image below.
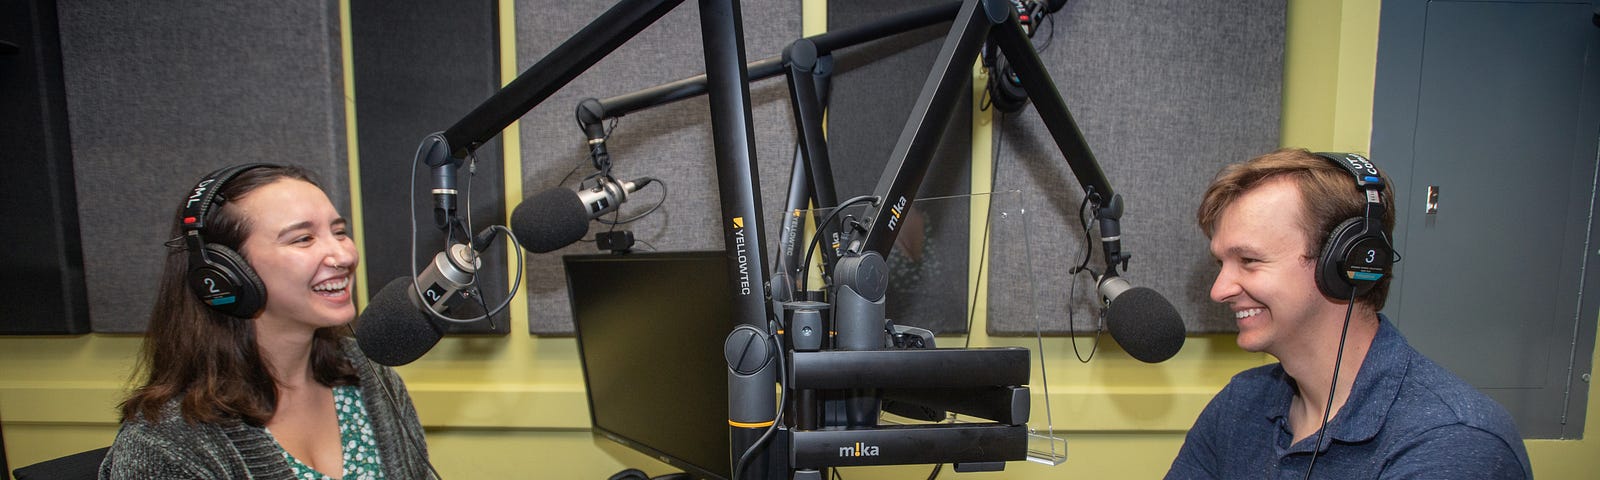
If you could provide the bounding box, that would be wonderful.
[561,1,965,302]
[852,0,1129,279]
[781,41,844,288]
[422,0,685,233]
[439,0,685,160]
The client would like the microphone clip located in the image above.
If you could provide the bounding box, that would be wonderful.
[576,98,612,172]
[1093,193,1132,274]
[419,133,464,231]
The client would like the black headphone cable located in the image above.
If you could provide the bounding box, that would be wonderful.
[1302,290,1358,479]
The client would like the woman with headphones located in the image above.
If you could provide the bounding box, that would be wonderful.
[101,164,433,479]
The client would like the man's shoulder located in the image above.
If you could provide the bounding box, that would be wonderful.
[1328,318,1531,477]
[1391,351,1521,435]
[1369,338,1530,476]
[1368,316,1520,434]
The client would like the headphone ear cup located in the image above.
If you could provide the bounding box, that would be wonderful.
[989,56,1029,114]
[1316,217,1385,300]
[189,244,267,318]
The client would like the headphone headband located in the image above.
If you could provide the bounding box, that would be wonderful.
[1314,152,1386,212]
[1315,152,1384,192]
[181,163,269,233]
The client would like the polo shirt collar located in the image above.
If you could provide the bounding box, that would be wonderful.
[1264,314,1410,450]
[1329,314,1409,443]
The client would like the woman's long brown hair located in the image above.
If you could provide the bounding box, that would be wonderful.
[121,165,358,426]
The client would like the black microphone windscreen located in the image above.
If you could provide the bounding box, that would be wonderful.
[1104,287,1186,363]
[511,188,591,253]
[356,278,443,367]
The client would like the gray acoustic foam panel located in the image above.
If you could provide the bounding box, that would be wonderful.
[986,0,1284,335]
[58,1,350,332]
[349,0,507,334]
[517,0,800,334]
[828,0,973,335]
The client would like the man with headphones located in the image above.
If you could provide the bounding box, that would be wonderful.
[1165,149,1531,478]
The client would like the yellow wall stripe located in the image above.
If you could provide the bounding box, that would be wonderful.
[338,0,370,303]
[498,0,526,333]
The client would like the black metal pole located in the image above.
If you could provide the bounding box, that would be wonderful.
[440,0,685,158]
[588,0,962,123]
[775,146,812,295]
[856,0,1005,257]
[773,53,835,299]
[809,0,961,54]
[784,40,844,277]
[985,9,1112,199]
[604,56,786,117]
[698,1,778,479]
[986,3,1127,273]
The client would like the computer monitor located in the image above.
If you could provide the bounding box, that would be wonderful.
[566,251,734,480]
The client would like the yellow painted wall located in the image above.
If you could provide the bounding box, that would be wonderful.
[5,0,1597,478]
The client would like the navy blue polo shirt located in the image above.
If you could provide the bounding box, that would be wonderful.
[1166,315,1531,479]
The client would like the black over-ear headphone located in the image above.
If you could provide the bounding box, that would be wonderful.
[1311,152,1395,300]
[987,54,1030,114]
[983,0,1052,114]
[180,164,269,318]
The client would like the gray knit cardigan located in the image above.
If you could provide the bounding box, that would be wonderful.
[99,338,432,479]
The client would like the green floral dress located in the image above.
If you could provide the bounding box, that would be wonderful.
[270,385,385,480]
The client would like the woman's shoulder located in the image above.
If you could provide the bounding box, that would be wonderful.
[101,401,230,479]
[111,398,241,450]
[117,398,189,433]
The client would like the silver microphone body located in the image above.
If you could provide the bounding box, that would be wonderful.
[1097,274,1134,302]
[413,243,480,315]
[576,177,642,218]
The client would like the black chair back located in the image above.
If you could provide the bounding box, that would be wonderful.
[12,447,110,480]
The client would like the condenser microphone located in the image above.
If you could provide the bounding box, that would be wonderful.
[356,242,482,366]
[510,176,653,253]
[1097,274,1186,363]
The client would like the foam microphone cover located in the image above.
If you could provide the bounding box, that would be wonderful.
[511,187,592,253]
[1104,287,1186,363]
[356,278,443,366]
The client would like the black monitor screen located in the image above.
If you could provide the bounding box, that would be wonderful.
[566,251,733,480]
